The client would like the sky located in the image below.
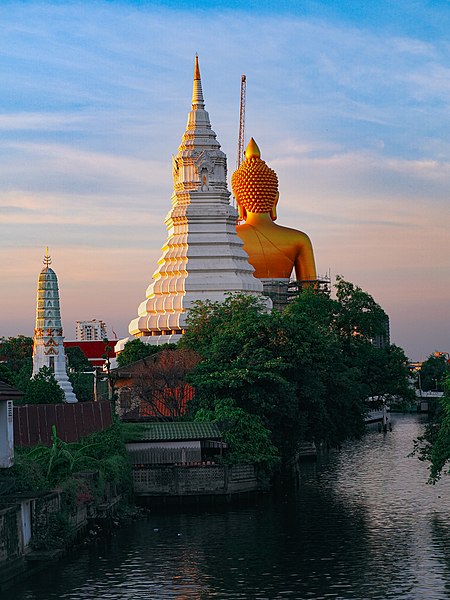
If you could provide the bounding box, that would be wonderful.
[1,0,449,361]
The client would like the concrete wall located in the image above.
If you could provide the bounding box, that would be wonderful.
[133,464,259,496]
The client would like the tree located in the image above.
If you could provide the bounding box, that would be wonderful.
[124,348,200,419]
[419,353,449,391]
[413,375,450,483]
[0,335,33,391]
[116,338,176,368]
[195,397,280,471]
[66,345,95,402]
[0,335,33,371]
[181,295,300,458]
[20,366,64,405]
[0,363,15,386]
[65,346,92,372]
[334,276,389,342]
[181,281,412,468]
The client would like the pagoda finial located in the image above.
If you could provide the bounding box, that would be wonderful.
[43,246,52,267]
[194,53,200,80]
[245,138,261,160]
[191,54,205,109]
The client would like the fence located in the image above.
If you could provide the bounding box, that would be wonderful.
[13,401,113,447]
[127,446,202,465]
[132,463,259,496]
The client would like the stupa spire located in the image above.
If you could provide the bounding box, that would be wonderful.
[124,60,266,344]
[191,54,205,109]
[32,250,77,403]
[43,246,52,267]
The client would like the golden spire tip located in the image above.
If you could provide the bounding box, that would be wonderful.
[245,138,261,160]
[194,54,201,81]
[43,246,52,267]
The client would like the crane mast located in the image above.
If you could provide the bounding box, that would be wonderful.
[237,74,246,168]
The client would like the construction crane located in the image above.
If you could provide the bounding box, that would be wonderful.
[237,74,246,169]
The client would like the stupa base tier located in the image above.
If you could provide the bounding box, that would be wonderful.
[135,329,185,337]
[114,334,182,355]
[136,334,183,345]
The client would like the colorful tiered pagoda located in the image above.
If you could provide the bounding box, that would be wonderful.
[32,249,77,403]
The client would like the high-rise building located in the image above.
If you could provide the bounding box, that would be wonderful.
[125,57,265,348]
[76,319,107,341]
[32,249,77,403]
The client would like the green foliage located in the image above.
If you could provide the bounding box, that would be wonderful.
[0,335,33,372]
[0,335,33,392]
[116,338,176,367]
[334,276,388,341]
[121,422,151,443]
[419,353,449,391]
[9,450,50,493]
[69,371,95,402]
[31,511,75,551]
[2,419,132,512]
[65,346,95,401]
[195,397,280,470]
[78,417,128,458]
[181,282,412,468]
[0,420,133,553]
[25,425,100,485]
[0,363,15,386]
[412,375,450,483]
[12,360,33,393]
[20,366,64,405]
[66,346,92,372]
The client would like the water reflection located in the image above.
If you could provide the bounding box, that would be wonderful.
[9,415,450,599]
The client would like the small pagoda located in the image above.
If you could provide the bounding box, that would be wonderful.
[32,249,77,403]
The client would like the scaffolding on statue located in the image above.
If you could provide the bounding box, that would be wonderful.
[262,275,331,312]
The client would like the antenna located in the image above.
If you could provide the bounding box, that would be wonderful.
[237,74,246,169]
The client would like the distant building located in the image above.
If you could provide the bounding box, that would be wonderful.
[76,319,107,341]
[371,315,390,349]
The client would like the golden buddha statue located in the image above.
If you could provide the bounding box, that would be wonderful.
[232,138,317,282]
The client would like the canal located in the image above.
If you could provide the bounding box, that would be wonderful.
[9,414,450,599]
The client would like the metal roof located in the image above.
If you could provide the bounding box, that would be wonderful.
[0,380,23,400]
[126,421,222,442]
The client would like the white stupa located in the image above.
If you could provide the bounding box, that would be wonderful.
[32,249,77,403]
[125,56,266,347]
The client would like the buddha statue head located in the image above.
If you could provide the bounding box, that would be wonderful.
[232,138,279,221]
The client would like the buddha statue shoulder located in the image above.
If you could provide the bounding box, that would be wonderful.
[232,138,317,282]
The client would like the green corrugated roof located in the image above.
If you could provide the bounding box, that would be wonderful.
[124,421,221,442]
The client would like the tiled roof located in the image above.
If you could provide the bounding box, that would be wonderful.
[0,380,23,399]
[125,421,222,442]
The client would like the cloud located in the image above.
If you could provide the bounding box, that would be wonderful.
[0,1,449,360]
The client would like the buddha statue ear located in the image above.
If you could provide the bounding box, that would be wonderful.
[270,192,279,221]
[237,201,247,221]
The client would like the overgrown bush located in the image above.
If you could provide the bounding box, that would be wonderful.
[31,512,76,551]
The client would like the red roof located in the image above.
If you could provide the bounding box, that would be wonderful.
[64,340,117,368]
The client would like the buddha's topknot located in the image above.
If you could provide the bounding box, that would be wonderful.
[231,139,278,214]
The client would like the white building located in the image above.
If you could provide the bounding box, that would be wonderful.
[76,319,107,341]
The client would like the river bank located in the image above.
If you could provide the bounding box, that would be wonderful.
[6,414,450,600]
